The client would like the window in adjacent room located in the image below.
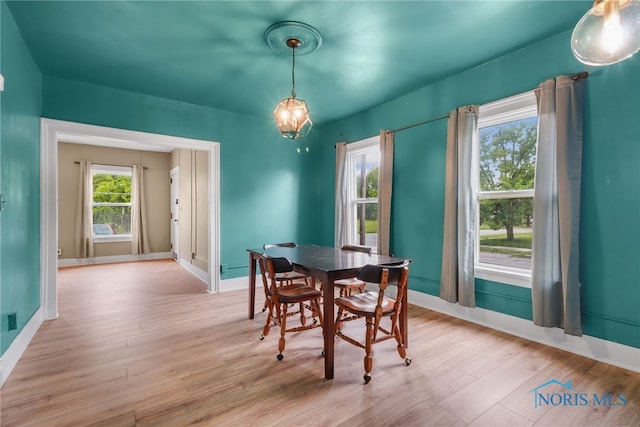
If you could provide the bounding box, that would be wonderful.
[345,136,379,252]
[475,91,538,287]
[91,164,133,242]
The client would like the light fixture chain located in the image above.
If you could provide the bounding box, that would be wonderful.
[291,44,297,98]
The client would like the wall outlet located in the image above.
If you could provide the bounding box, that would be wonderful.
[8,313,17,331]
[57,248,62,256]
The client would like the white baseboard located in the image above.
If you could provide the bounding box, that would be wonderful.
[178,258,210,286]
[58,252,172,267]
[0,307,43,388]
[219,275,259,292]
[408,289,640,373]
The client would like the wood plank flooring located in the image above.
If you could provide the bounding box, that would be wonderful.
[0,259,638,426]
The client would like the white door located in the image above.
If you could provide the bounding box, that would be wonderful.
[170,167,179,261]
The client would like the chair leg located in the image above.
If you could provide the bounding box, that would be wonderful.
[393,323,411,366]
[277,303,287,361]
[335,307,345,332]
[364,317,374,384]
[260,302,273,340]
[312,298,323,327]
[299,302,307,326]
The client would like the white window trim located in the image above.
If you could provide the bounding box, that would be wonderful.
[345,136,379,251]
[475,91,537,288]
[91,164,133,240]
[93,234,132,243]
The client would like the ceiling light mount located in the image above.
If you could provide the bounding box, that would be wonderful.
[286,38,302,49]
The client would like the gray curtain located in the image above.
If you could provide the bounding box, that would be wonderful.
[334,142,348,249]
[378,130,394,256]
[440,106,479,307]
[75,160,94,258]
[531,75,585,336]
[131,164,150,254]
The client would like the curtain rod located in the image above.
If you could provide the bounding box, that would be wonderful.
[572,71,589,81]
[336,71,588,146]
[74,161,148,170]
[393,72,588,133]
[335,112,450,147]
[390,113,451,133]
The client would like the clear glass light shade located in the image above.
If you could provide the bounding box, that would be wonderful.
[571,0,640,66]
[273,97,313,139]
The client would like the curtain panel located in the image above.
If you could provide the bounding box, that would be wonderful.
[531,75,585,336]
[131,164,150,255]
[75,160,94,258]
[334,142,348,249]
[439,106,479,307]
[378,130,394,256]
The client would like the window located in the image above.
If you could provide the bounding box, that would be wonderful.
[91,164,132,242]
[345,136,379,251]
[475,91,538,287]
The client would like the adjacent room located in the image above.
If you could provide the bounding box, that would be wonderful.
[0,1,638,425]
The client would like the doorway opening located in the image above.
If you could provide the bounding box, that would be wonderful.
[41,118,221,320]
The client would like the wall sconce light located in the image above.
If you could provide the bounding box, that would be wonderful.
[265,22,322,139]
[571,0,640,65]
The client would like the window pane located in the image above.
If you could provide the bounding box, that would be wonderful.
[354,202,378,248]
[93,206,131,235]
[353,153,379,199]
[479,197,532,270]
[93,173,132,203]
[479,117,537,192]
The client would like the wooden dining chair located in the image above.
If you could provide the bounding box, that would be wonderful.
[334,245,372,297]
[263,242,312,284]
[259,256,324,361]
[260,242,312,313]
[334,260,411,384]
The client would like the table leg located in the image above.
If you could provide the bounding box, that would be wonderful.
[401,279,408,348]
[248,253,257,319]
[322,272,335,380]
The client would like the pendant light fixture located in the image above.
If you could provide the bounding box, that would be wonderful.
[571,0,640,66]
[265,22,322,139]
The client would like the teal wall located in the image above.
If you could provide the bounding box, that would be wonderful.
[0,2,42,354]
[316,31,640,349]
[1,0,638,359]
[41,76,320,281]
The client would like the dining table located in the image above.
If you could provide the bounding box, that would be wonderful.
[246,244,409,380]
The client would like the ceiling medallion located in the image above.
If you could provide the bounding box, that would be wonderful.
[264,21,322,56]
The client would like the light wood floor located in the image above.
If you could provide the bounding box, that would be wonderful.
[0,260,638,426]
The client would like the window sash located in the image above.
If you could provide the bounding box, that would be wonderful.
[475,91,538,288]
[91,164,133,238]
[352,197,378,204]
[478,189,534,200]
[93,202,131,207]
[344,136,379,251]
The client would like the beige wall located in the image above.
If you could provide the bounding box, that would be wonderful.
[58,142,171,258]
[173,148,209,273]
